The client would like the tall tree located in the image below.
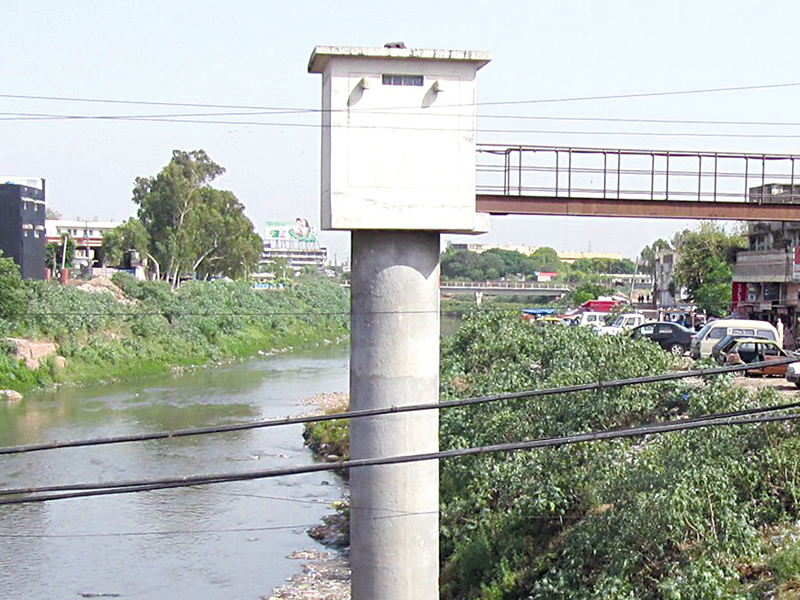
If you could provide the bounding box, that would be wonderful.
[638,238,671,276]
[132,150,262,285]
[185,188,263,280]
[530,247,562,272]
[672,223,745,316]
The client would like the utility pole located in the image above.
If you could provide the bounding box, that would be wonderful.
[309,45,491,600]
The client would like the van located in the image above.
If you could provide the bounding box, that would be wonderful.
[575,311,608,327]
[689,319,780,359]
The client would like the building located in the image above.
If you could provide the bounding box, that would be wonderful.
[45,219,123,269]
[0,178,46,279]
[653,247,684,308]
[256,219,327,277]
[731,184,800,346]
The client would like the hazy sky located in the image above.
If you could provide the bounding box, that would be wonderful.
[3,1,800,262]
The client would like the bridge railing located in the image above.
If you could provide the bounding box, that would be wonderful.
[477,144,800,203]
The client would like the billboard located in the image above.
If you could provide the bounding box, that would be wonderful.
[265,218,318,244]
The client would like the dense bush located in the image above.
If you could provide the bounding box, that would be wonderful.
[0,274,349,390]
[439,313,800,599]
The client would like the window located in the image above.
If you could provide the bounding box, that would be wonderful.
[382,74,423,86]
[636,324,655,336]
[707,327,727,340]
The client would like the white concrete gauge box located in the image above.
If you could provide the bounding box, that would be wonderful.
[308,46,491,233]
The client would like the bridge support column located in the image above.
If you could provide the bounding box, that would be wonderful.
[350,230,440,600]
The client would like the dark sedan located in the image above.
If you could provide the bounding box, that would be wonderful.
[630,321,694,356]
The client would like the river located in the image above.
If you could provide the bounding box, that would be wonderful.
[0,345,349,600]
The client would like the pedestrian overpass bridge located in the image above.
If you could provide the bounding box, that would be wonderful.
[476,145,800,221]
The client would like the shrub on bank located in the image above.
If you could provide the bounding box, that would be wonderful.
[439,312,800,600]
[0,274,349,390]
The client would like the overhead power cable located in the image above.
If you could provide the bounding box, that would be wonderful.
[3,407,799,505]
[5,307,485,320]
[1,358,796,456]
[2,80,800,112]
[8,109,800,129]
[478,81,800,107]
[0,522,327,538]
[6,112,800,140]
[479,114,800,127]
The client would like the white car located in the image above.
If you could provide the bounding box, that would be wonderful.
[785,361,800,388]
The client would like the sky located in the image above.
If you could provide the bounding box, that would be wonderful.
[3,1,800,263]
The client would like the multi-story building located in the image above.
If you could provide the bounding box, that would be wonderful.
[653,248,684,308]
[256,219,328,277]
[0,178,46,279]
[732,184,800,347]
[45,219,123,269]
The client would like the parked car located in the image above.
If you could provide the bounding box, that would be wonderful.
[574,311,609,328]
[596,313,649,336]
[711,336,799,376]
[630,321,694,356]
[689,319,780,360]
[784,362,800,388]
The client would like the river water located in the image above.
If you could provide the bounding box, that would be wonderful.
[0,345,349,600]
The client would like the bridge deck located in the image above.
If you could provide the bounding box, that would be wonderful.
[476,145,800,221]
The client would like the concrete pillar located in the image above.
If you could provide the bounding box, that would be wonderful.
[350,230,440,600]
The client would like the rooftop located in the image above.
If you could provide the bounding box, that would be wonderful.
[308,45,492,73]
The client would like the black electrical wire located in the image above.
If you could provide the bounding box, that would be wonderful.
[9,306,523,318]
[3,408,799,506]
[7,112,800,140]
[1,357,796,456]
[0,522,327,538]
[3,80,800,112]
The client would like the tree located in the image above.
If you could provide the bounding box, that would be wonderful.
[638,238,671,276]
[0,252,26,325]
[530,247,562,272]
[45,236,75,271]
[672,223,746,316]
[610,258,636,274]
[185,188,263,280]
[132,150,262,286]
[101,218,151,268]
[441,249,487,281]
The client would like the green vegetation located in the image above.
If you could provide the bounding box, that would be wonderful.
[45,237,76,271]
[438,312,800,599]
[440,246,635,285]
[306,310,800,598]
[672,223,746,317]
[303,400,350,460]
[0,253,26,331]
[0,272,349,391]
[103,149,263,285]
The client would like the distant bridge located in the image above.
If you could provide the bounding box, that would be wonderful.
[440,281,572,299]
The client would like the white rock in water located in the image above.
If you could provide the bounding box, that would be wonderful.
[1,390,23,402]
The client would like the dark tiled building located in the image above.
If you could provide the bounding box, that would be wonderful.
[0,178,46,279]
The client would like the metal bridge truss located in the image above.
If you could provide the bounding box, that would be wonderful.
[476,144,800,221]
